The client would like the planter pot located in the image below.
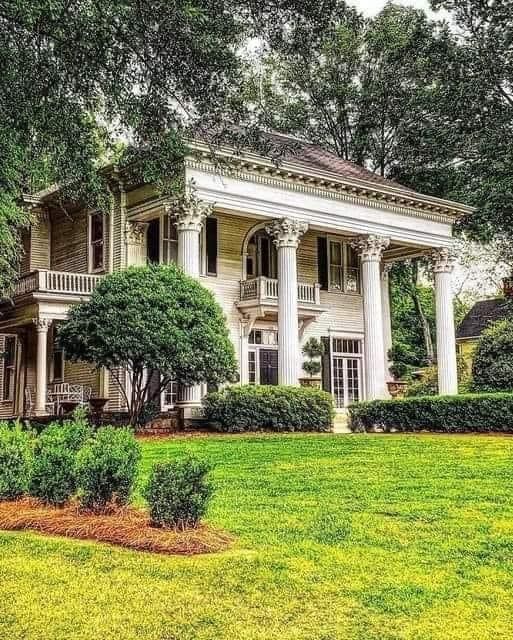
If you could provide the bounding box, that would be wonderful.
[299,378,322,389]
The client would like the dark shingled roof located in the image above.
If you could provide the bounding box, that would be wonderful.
[456,298,511,340]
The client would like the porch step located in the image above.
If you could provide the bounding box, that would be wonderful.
[332,410,352,434]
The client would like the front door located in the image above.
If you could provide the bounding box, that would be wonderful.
[259,349,278,385]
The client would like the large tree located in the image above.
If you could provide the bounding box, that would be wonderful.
[58,264,238,425]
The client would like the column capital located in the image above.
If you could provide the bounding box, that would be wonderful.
[33,318,51,333]
[125,220,148,244]
[266,217,308,249]
[429,247,456,273]
[351,235,390,262]
[165,191,213,233]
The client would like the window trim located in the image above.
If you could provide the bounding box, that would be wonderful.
[326,236,360,295]
[2,336,17,402]
[88,211,106,273]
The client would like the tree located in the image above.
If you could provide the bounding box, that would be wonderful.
[58,264,238,425]
[301,337,325,378]
[472,317,513,393]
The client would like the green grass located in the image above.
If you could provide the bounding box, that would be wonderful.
[2,433,513,639]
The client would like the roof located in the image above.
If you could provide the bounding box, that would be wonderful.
[263,132,417,195]
[456,298,511,340]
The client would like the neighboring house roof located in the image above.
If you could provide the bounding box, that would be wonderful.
[456,298,511,340]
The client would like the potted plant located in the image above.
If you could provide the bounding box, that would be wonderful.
[300,337,324,388]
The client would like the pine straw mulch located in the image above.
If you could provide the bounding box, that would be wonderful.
[0,498,233,555]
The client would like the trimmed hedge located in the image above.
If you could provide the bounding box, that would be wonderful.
[0,422,33,500]
[203,385,334,432]
[349,393,513,433]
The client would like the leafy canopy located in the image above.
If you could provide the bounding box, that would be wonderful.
[472,316,513,393]
[58,264,238,423]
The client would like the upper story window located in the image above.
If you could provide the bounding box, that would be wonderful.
[88,212,105,273]
[246,230,276,279]
[317,236,360,294]
[201,217,218,276]
[2,336,16,401]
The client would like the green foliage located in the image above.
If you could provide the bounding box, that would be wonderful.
[472,318,513,392]
[30,416,92,506]
[0,422,33,500]
[203,385,334,432]
[144,457,213,530]
[349,393,513,433]
[59,264,238,424]
[75,427,141,511]
[405,366,439,398]
[301,337,324,378]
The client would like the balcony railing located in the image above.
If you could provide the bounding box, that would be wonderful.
[14,270,103,298]
[239,277,321,305]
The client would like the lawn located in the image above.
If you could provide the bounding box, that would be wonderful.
[1,433,513,640]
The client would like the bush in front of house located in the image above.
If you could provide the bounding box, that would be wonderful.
[76,426,141,511]
[30,416,92,506]
[472,318,513,392]
[0,422,33,500]
[349,393,513,433]
[203,385,334,432]
[144,457,213,530]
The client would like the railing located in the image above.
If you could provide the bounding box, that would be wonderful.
[14,270,103,297]
[239,276,321,305]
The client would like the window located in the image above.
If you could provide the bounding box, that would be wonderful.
[246,231,277,279]
[2,336,16,401]
[51,324,64,381]
[249,329,278,346]
[330,337,363,408]
[89,212,105,272]
[319,237,360,293]
[161,380,178,410]
[248,351,256,384]
[161,214,178,264]
[203,217,218,276]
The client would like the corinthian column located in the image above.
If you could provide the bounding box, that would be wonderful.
[430,247,458,395]
[34,318,51,415]
[167,192,213,415]
[381,263,393,381]
[351,235,390,400]
[266,218,308,386]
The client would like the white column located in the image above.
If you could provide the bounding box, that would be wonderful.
[381,263,393,381]
[125,221,148,266]
[352,235,390,400]
[34,318,51,415]
[266,218,308,386]
[239,319,250,385]
[430,248,458,395]
[167,192,213,412]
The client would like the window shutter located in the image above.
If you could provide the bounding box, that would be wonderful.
[317,237,328,289]
[321,336,331,393]
[205,218,218,275]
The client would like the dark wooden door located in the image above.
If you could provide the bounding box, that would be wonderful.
[259,349,278,385]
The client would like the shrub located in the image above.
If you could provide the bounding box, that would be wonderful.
[349,393,513,433]
[203,385,334,432]
[472,318,513,392]
[0,422,33,500]
[144,457,213,530]
[75,427,141,511]
[30,415,92,506]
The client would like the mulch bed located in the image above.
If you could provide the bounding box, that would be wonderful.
[0,498,232,555]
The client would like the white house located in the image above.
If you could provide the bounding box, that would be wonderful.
[0,134,472,424]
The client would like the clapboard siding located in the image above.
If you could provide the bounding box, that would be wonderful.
[30,213,51,271]
[50,209,88,273]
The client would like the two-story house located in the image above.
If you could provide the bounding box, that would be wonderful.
[0,134,472,424]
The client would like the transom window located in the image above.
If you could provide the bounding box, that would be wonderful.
[89,212,105,272]
[329,240,360,293]
[249,329,278,346]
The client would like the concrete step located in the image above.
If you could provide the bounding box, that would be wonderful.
[332,410,352,434]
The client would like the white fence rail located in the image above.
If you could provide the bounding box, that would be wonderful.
[239,277,321,305]
[15,270,102,297]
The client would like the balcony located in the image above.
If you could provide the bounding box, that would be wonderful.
[237,276,326,323]
[13,270,102,299]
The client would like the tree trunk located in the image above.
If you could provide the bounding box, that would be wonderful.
[410,262,435,364]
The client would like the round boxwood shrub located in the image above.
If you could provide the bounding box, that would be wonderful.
[0,422,33,500]
[30,416,92,506]
[76,427,141,511]
[203,385,334,432]
[472,318,513,392]
[144,457,213,530]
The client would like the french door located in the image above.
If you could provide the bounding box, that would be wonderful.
[332,356,362,408]
[259,349,278,385]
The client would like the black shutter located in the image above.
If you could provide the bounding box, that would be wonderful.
[317,237,328,290]
[321,336,331,393]
[206,218,218,275]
